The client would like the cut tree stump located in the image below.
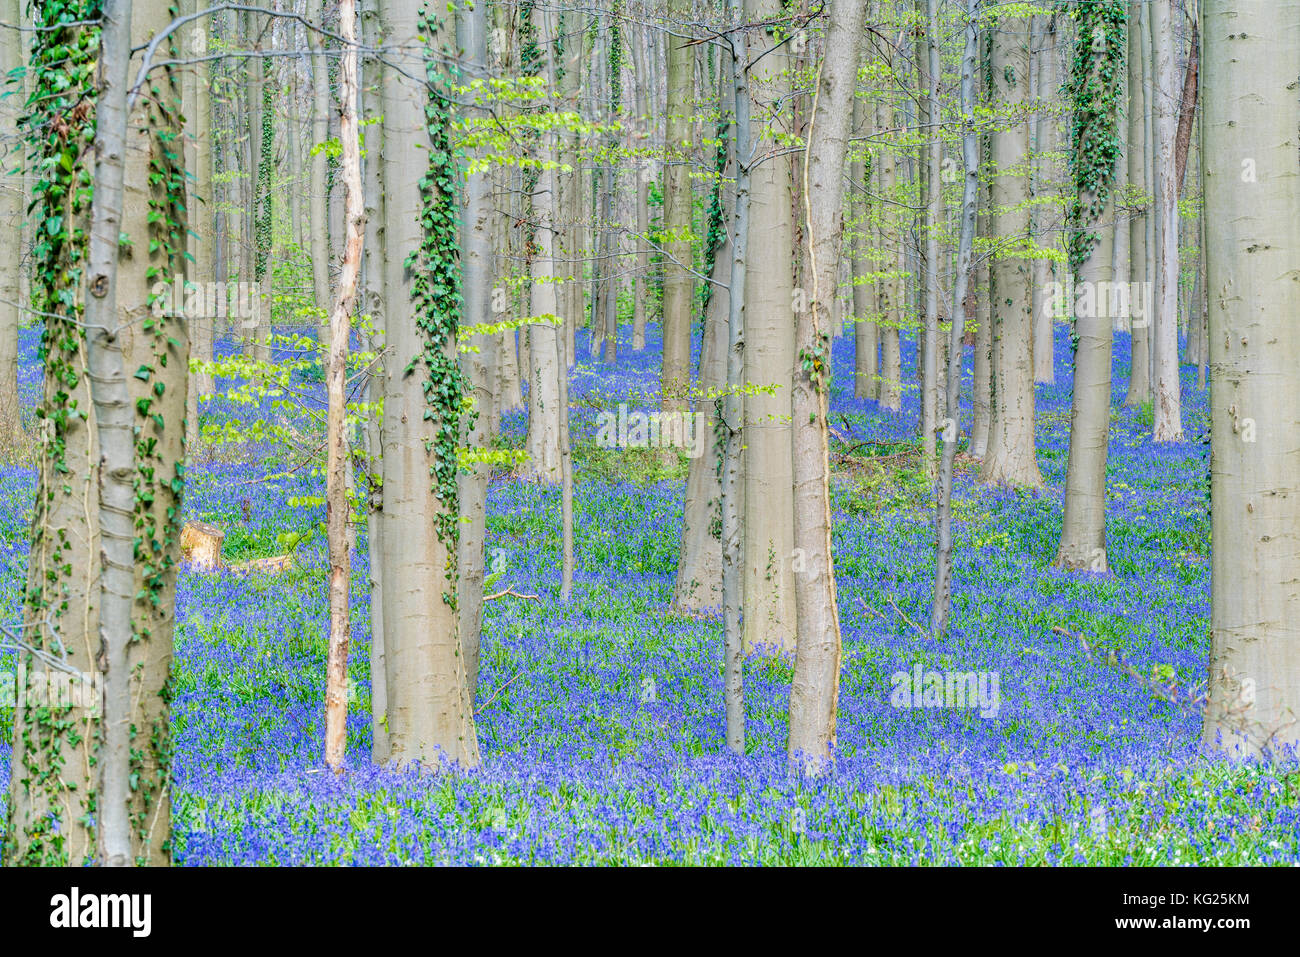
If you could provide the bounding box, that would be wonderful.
[180,521,225,570]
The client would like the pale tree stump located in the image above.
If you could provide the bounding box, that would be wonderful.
[180,521,225,570]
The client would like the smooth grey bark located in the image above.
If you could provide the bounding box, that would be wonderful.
[630,1,650,351]
[1055,17,1123,573]
[557,10,583,369]
[116,0,187,863]
[6,17,100,866]
[1123,0,1151,407]
[308,0,332,331]
[185,0,214,451]
[875,86,902,412]
[1029,13,1057,384]
[1149,0,1182,442]
[286,56,304,250]
[971,62,992,461]
[83,0,136,867]
[376,0,479,769]
[456,0,497,704]
[719,0,751,753]
[496,163,523,413]
[661,0,693,413]
[1201,0,1300,758]
[671,233,729,613]
[981,14,1043,488]
[788,0,863,770]
[0,0,22,447]
[851,87,877,401]
[672,59,735,615]
[741,0,796,655]
[931,0,980,638]
[919,0,940,477]
[359,0,388,765]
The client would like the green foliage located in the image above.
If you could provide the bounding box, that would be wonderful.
[414,5,469,609]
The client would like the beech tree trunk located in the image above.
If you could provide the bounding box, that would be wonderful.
[457,0,497,704]
[741,0,796,655]
[1030,14,1057,385]
[1150,0,1183,442]
[1055,6,1123,574]
[719,0,752,751]
[6,9,100,867]
[851,84,877,401]
[308,0,332,331]
[788,0,863,769]
[375,0,479,768]
[981,14,1043,488]
[1124,0,1151,407]
[0,0,22,447]
[931,0,980,637]
[660,0,693,413]
[1201,0,1300,758]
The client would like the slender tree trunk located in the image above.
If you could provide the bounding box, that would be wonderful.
[456,0,497,705]
[971,53,992,459]
[661,0,694,412]
[1150,0,1183,442]
[719,0,751,752]
[359,0,388,764]
[1201,0,1300,757]
[631,2,650,351]
[323,0,364,771]
[876,91,902,412]
[918,0,940,476]
[190,5,213,436]
[851,86,877,401]
[309,0,332,334]
[557,10,583,370]
[0,0,23,447]
[1124,0,1151,406]
[788,0,863,769]
[1030,14,1057,384]
[1055,4,1124,573]
[931,0,980,637]
[1174,19,1198,196]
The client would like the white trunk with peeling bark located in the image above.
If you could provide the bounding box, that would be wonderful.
[324,0,364,771]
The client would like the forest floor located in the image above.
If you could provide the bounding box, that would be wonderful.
[3,318,1298,864]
